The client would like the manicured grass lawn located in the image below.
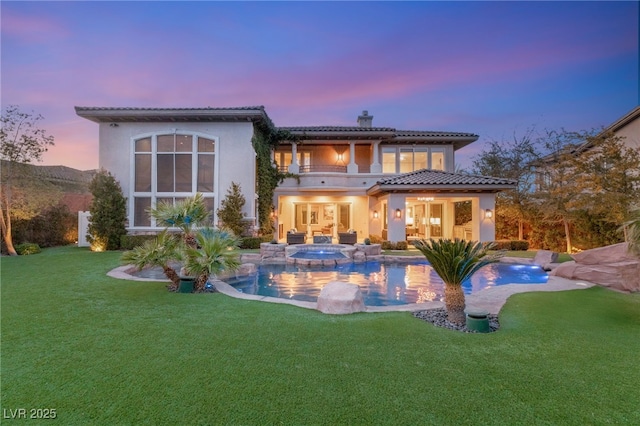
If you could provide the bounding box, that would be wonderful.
[2,247,639,424]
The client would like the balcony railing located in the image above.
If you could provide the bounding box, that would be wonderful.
[299,165,348,173]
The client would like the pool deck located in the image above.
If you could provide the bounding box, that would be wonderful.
[110,257,597,315]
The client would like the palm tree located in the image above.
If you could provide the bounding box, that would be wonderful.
[183,227,241,292]
[413,238,503,326]
[149,193,210,248]
[623,208,640,256]
[121,230,182,289]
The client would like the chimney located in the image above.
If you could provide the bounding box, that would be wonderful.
[357,110,373,128]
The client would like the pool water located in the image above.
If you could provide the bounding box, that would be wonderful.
[289,250,347,260]
[227,261,548,306]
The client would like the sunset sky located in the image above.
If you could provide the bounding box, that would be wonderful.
[2,1,638,171]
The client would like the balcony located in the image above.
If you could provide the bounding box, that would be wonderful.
[299,165,347,173]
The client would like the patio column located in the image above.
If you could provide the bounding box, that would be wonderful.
[387,193,406,243]
[471,194,496,242]
[289,142,299,173]
[370,141,382,173]
[347,141,358,173]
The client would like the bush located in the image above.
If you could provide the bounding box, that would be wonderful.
[15,243,41,255]
[364,238,371,245]
[120,234,158,250]
[510,240,529,251]
[492,240,530,251]
[10,204,77,248]
[239,237,264,249]
[381,241,409,250]
[87,170,127,250]
[368,234,383,244]
[396,241,408,250]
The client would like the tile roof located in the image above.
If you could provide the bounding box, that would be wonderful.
[367,169,516,195]
[279,126,396,132]
[376,169,516,186]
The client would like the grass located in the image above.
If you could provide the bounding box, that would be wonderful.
[2,246,639,425]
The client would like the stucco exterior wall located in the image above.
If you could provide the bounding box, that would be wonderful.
[98,121,256,225]
[616,117,640,150]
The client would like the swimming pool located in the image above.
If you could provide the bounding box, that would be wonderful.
[226,261,548,306]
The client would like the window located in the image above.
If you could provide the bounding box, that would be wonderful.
[382,147,443,173]
[132,133,216,228]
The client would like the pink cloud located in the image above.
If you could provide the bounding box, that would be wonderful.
[1,9,69,42]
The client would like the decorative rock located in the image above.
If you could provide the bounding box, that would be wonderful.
[533,250,559,270]
[317,282,366,314]
[353,251,366,263]
[571,243,636,265]
[551,243,640,292]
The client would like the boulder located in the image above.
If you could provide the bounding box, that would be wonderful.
[533,250,559,270]
[551,243,640,292]
[571,243,635,265]
[317,282,366,314]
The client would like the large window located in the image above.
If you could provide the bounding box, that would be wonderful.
[132,133,216,227]
[382,147,445,173]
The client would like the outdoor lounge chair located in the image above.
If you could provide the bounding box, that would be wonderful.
[338,230,357,245]
[286,229,306,245]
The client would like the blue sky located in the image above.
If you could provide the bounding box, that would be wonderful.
[1,1,638,170]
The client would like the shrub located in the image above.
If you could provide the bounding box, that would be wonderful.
[217,182,246,237]
[15,242,41,255]
[396,241,408,250]
[364,238,371,245]
[10,204,77,248]
[368,234,383,244]
[120,234,158,250]
[381,241,409,250]
[87,169,127,250]
[511,240,530,251]
[492,240,530,251]
[239,237,263,249]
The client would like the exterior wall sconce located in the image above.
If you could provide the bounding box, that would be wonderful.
[485,209,493,219]
[395,208,402,219]
[373,210,379,219]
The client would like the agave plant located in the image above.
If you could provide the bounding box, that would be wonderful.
[413,238,503,326]
[121,230,182,288]
[183,227,241,292]
[149,193,210,247]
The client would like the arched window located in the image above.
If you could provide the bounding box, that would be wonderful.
[131,132,216,228]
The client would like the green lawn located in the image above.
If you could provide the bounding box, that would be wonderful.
[2,247,639,425]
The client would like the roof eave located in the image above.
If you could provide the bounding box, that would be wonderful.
[74,107,269,123]
[367,183,516,196]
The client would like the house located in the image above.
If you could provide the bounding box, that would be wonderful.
[75,107,515,243]
[534,105,640,190]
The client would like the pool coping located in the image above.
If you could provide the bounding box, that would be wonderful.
[109,257,597,314]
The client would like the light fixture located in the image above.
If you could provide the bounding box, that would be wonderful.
[485,209,493,219]
[395,208,402,219]
[373,210,379,219]
[417,196,434,202]
[109,123,119,127]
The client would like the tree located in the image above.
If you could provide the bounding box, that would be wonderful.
[87,169,127,251]
[569,131,640,231]
[149,193,210,247]
[535,129,640,252]
[471,128,539,240]
[121,231,182,288]
[183,227,240,291]
[413,239,502,326]
[623,209,640,256]
[0,105,55,255]
[217,182,246,237]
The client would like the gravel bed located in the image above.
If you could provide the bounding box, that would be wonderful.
[413,308,500,333]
